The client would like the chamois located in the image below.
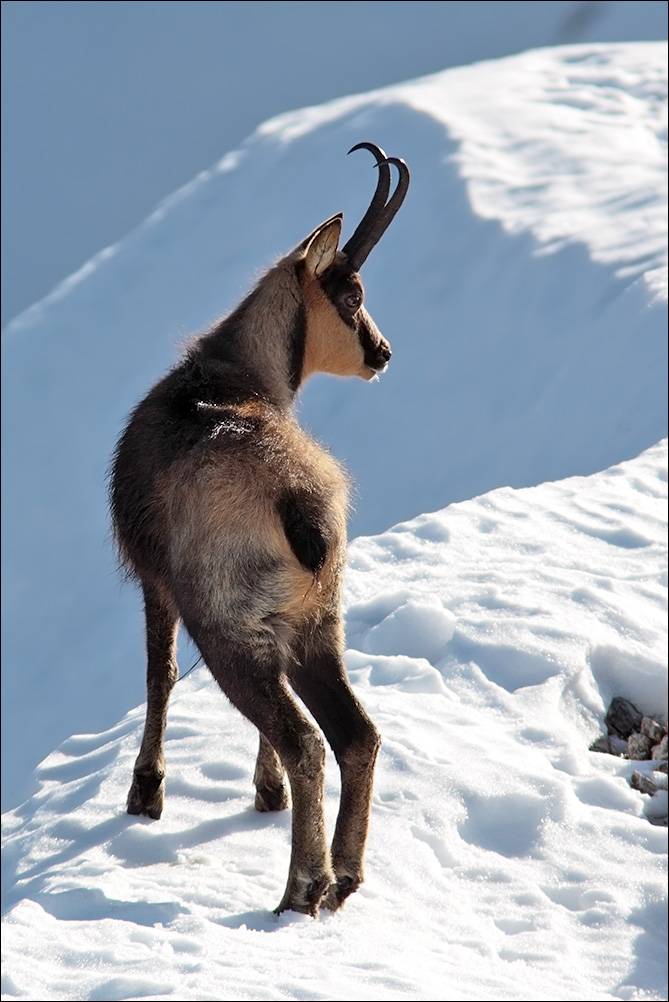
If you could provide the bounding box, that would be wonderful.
[110,142,409,917]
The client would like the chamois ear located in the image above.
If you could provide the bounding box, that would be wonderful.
[303,215,343,278]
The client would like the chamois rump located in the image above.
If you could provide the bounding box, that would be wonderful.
[110,142,409,917]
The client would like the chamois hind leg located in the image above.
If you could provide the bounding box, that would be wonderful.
[289,617,381,911]
[127,583,179,819]
[184,624,334,917]
[254,732,290,812]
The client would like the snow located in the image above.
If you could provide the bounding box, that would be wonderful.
[2,441,667,1001]
[1,39,667,1002]
[4,0,667,327]
[2,42,667,813]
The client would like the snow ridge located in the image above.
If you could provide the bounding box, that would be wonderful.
[1,40,667,1002]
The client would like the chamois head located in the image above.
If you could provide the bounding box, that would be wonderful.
[290,142,409,385]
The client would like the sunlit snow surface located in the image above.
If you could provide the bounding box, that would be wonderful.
[2,442,667,1001]
[2,42,667,808]
[1,40,667,1002]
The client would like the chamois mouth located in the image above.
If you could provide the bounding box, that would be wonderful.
[362,359,390,381]
[363,340,392,376]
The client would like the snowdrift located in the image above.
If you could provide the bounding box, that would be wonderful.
[2,42,666,810]
[1,39,667,1002]
[2,440,666,1001]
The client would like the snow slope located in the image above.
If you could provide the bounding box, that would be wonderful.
[2,42,666,811]
[4,0,668,327]
[1,38,668,1000]
[2,441,666,1001]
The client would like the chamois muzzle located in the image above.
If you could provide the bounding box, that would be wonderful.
[342,142,410,272]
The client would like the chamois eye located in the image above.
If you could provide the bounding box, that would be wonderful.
[344,292,362,311]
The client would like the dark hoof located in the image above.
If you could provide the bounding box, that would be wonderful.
[255,782,291,812]
[127,769,165,819]
[274,870,333,918]
[321,874,360,912]
[127,801,162,820]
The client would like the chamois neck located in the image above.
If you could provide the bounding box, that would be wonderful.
[201,269,305,412]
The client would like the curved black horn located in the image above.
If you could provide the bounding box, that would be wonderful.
[341,142,392,270]
[343,149,410,272]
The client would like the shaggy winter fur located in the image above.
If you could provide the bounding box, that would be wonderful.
[110,148,407,916]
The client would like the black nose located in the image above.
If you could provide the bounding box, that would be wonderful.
[378,344,391,363]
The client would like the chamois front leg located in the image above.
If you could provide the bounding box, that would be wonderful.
[290,619,381,911]
[127,585,179,820]
[185,625,335,916]
[254,732,291,812]
[324,715,380,911]
[273,724,333,917]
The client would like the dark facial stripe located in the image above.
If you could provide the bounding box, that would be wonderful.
[287,300,307,392]
[357,313,381,368]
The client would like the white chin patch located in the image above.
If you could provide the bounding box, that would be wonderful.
[362,363,386,382]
